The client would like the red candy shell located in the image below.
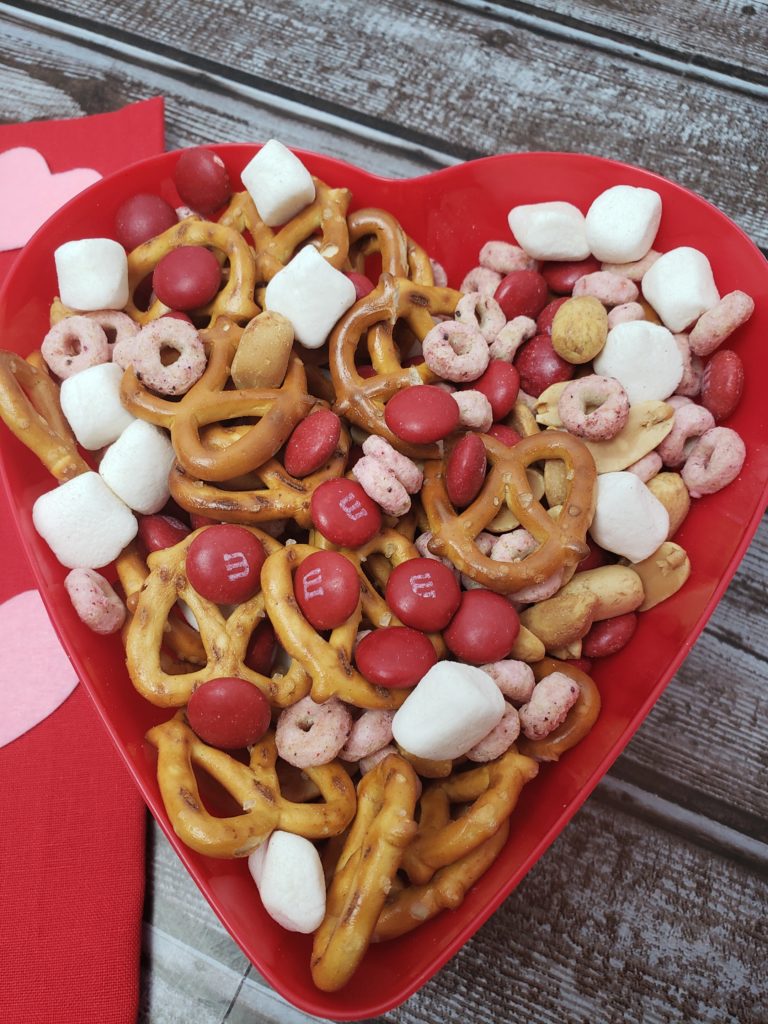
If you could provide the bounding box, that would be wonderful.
[385,385,460,444]
[284,409,342,477]
[443,590,520,664]
[355,627,437,689]
[385,558,461,632]
[310,479,382,547]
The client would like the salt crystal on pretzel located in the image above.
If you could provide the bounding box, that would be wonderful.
[241,139,316,227]
[54,238,129,311]
[585,185,662,263]
[641,246,720,333]
[590,471,669,562]
[265,246,356,349]
[248,831,326,933]
[98,419,175,514]
[507,201,589,261]
[60,362,135,450]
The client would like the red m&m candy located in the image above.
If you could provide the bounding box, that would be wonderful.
[187,676,271,749]
[445,432,487,508]
[294,551,360,630]
[470,360,520,421]
[443,589,520,665]
[244,619,278,675]
[174,148,231,214]
[186,525,267,604]
[153,246,221,310]
[310,479,382,547]
[138,513,190,552]
[115,193,177,251]
[385,557,461,632]
[355,627,436,689]
[384,385,460,445]
[284,409,342,478]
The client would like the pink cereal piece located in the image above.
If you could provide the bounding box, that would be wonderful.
[572,271,639,306]
[627,451,663,483]
[83,310,140,356]
[481,659,536,703]
[453,390,493,432]
[430,259,448,287]
[673,334,704,398]
[460,265,502,296]
[490,529,563,603]
[114,318,206,396]
[415,531,459,576]
[466,702,521,762]
[666,395,693,411]
[422,320,490,383]
[518,671,580,741]
[557,374,630,441]
[681,426,746,498]
[41,315,110,379]
[688,290,755,357]
[64,568,126,635]
[353,456,411,516]
[361,435,422,493]
[607,301,645,329]
[339,710,395,762]
[657,402,716,468]
[359,744,397,775]
[601,249,661,282]
[454,292,507,341]
[479,241,538,274]
[460,531,495,590]
[275,695,352,768]
[488,316,537,361]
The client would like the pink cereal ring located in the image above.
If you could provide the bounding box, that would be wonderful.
[114,318,206,396]
[275,695,352,768]
[453,390,493,432]
[688,290,755,358]
[681,426,746,498]
[657,403,716,468]
[83,310,140,356]
[64,568,126,635]
[466,702,521,762]
[339,710,395,762]
[490,529,563,603]
[607,302,645,329]
[415,531,459,576]
[601,249,661,281]
[572,271,639,306]
[460,531,496,590]
[673,334,704,398]
[557,374,630,441]
[666,395,693,411]
[489,315,537,361]
[41,316,110,378]
[454,292,507,341]
[481,659,535,703]
[460,265,502,296]
[361,435,422,493]
[422,320,490,383]
[479,241,538,274]
[518,671,580,741]
[353,456,411,516]
[627,451,663,482]
[430,259,448,287]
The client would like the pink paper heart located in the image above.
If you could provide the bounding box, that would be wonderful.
[0,590,79,747]
[0,147,101,252]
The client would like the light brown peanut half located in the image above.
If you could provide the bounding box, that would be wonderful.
[231,310,294,388]
[582,401,674,473]
[647,472,691,538]
[629,541,691,611]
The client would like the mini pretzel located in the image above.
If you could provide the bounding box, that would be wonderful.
[329,273,462,459]
[125,526,310,708]
[422,431,597,594]
[120,317,315,482]
[0,350,89,482]
[311,753,419,992]
[517,658,601,762]
[347,208,434,285]
[400,746,539,885]
[146,714,356,858]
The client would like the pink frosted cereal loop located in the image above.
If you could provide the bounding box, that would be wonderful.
[353,456,411,516]
[572,271,639,306]
[275,695,352,768]
[601,249,660,282]
[118,318,206,396]
[430,259,448,288]
[673,334,704,398]
[64,568,126,635]
[361,435,422,493]
[415,531,459,577]
[657,403,716,468]
[359,743,398,775]
[488,316,537,361]
[481,659,536,703]
[460,531,496,590]
[84,310,140,356]
[41,316,110,379]
[454,292,507,341]
[666,395,693,411]
[627,451,663,483]
[460,265,502,295]
[490,529,563,603]
[681,426,746,498]
[453,390,493,432]
[688,290,755,357]
[557,374,630,441]
[607,302,645,329]
[422,320,490,383]
[466,703,521,762]
[518,671,580,741]
[479,241,538,274]
[339,710,395,762]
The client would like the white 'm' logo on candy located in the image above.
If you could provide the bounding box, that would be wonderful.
[223,551,249,581]
[302,566,325,600]
[339,493,367,521]
[409,572,436,598]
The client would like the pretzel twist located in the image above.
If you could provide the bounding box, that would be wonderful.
[422,431,597,594]
[347,208,434,286]
[311,753,419,992]
[146,715,356,858]
[517,658,601,762]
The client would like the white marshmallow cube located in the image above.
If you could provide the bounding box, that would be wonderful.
[641,246,720,333]
[241,139,316,227]
[392,661,505,761]
[248,831,326,933]
[59,362,135,450]
[507,201,589,261]
[265,245,356,349]
[99,420,175,514]
[54,238,129,311]
[593,320,683,403]
[590,471,669,563]
[585,185,662,263]
[32,472,138,569]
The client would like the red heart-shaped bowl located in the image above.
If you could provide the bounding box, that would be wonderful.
[1,147,767,1020]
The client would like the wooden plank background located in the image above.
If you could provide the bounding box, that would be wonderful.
[1,0,766,1021]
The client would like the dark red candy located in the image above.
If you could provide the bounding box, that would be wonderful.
[445,432,487,507]
[138,513,190,552]
[174,148,231,214]
[355,626,437,689]
[700,349,744,422]
[294,551,360,631]
[244,619,278,675]
[536,296,570,336]
[493,269,549,320]
[161,310,194,324]
[344,271,376,300]
[514,333,575,397]
[385,385,460,444]
[153,246,221,310]
[115,193,177,251]
[186,525,267,604]
[470,360,520,421]
[356,364,376,379]
[284,409,342,477]
[190,512,222,530]
[563,657,594,675]
[385,557,461,632]
[187,677,271,749]
[542,256,601,295]
[310,479,382,547]
[578,537,613,572]
[443,590,520,665]
[487,423,521,447]
[582,612,638,658]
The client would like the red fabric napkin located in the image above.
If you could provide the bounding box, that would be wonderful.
[0,98,165,1024]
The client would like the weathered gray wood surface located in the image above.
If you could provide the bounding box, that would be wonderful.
[1,0,766,1021]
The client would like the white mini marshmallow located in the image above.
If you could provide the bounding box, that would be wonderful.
[585,185,662,263]
[32,472,138,569]
[265,245,356,349]
[59,362,135,450]
[641,246,720,333]
[593,320,683,403]
[98,420,175,514]
[54,238,129,311]
[392,661,505,761]
[248,831,325,933]
[507,201,589,261]
[241,139,316,227]
[590,471,669,563]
